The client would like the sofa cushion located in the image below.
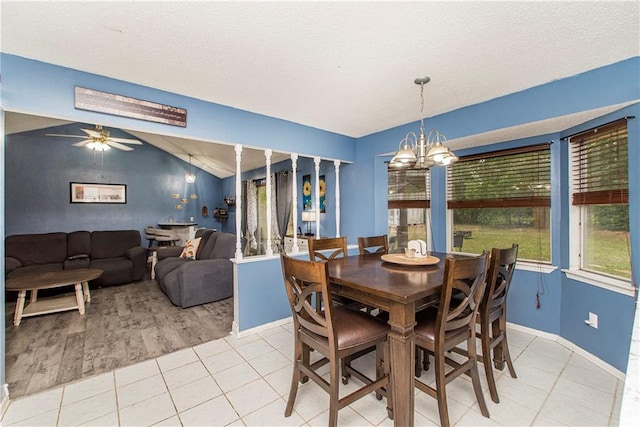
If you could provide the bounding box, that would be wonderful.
[210,232,236,259]
[197,232,220,260]
[67,231,91,257]
[5,233,67,266]
[90,257,133,285]
[91,230,141,259]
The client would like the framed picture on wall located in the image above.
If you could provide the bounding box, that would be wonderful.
[302,174,312,210]
[319,175,326,213]
[70,182,127,204]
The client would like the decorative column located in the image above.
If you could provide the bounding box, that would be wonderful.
[234,144,243,260]
[291,154,299,253]
[334,160,341,238]
[265,149,273,256]
[314,157,321,238]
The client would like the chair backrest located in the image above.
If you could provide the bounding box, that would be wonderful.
[280,253,335,344]
[357,235,389,255]
[144,226,157,239]
[483,244,518,312]
[437,252,489,336]
[152,228,179,242]
[308,237,348,261]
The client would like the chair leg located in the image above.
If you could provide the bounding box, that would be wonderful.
[285,341,303,417]
[301,344,310,383]
[422,349,430,371]
[415,346,422,377]
[434,350,451,427]
[329,356,340,427]
[468,337,490,418]
[481,318,500,403]
[491,318,505,371]
[500,315,517,378]
[375,343,384,400]
[341,356,351,385]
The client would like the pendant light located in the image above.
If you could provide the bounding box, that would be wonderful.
[390,77,458,169]
[185,154,196,183]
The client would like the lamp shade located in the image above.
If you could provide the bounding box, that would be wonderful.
[301,211,316,222]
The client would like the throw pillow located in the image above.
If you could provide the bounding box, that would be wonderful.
[180,237,202,259]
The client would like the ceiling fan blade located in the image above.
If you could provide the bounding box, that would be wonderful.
[72,139,93,147]
[107,141,134,151]
[81,128,102,138]
[45,133,88,139]
[108,137,143,145]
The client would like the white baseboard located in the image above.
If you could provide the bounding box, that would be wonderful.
[507,322,625,380]
[1,384,10,421]
[233,316,292,338]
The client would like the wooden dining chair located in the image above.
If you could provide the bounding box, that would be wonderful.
[308,235,376,382]
[308,236,348,261]
[358,235,389,255]
[280,253,390,427]
[478,243,519,403]
[412,252,491,427]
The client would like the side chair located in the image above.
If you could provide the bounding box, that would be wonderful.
[280,253,390,427]
[308,235,376,382]
[358,234,389,255]
[478,243,519,403]
[412,252,491,427]
[308,236,348,261]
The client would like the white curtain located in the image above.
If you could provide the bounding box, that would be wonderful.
[270,173,281,252]
[246,179,258,250]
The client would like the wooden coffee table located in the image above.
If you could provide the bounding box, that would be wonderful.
[6,268,103,326]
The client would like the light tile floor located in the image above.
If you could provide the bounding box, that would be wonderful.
[1,322,625,426]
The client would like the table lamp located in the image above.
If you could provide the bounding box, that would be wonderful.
[301,210,316,236]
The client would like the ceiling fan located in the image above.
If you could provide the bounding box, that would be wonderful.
[46,125,143,151]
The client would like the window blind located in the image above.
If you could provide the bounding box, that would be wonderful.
[447,144,551,209]
[570,120,628,205]
[388,168,430,209]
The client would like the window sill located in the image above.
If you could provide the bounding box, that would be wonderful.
[562,269,635,297]
[516,261,557,274]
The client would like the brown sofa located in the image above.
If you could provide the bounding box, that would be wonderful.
[5,230,147,287]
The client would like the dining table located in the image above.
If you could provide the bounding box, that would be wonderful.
[327,251,465,427]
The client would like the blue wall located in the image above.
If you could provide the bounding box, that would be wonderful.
[1,54,356,163]
[5,122,225,239]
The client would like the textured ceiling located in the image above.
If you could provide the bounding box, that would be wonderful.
[2,1,639,177]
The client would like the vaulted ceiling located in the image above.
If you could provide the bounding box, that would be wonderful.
[2,1,639,177]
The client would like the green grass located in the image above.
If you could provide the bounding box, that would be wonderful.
[455,224,630,279]
[454,224,550,262]
[585,229,632,279]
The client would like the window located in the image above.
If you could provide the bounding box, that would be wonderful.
[447,144,551,262]
[388,168,431,251]
[569,120,630,280]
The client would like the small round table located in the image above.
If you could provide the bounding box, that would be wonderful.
[5,268,103,326]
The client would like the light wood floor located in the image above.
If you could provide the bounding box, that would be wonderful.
[4,279,234,399]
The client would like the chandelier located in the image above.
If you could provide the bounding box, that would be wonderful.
[389,77,458,169]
